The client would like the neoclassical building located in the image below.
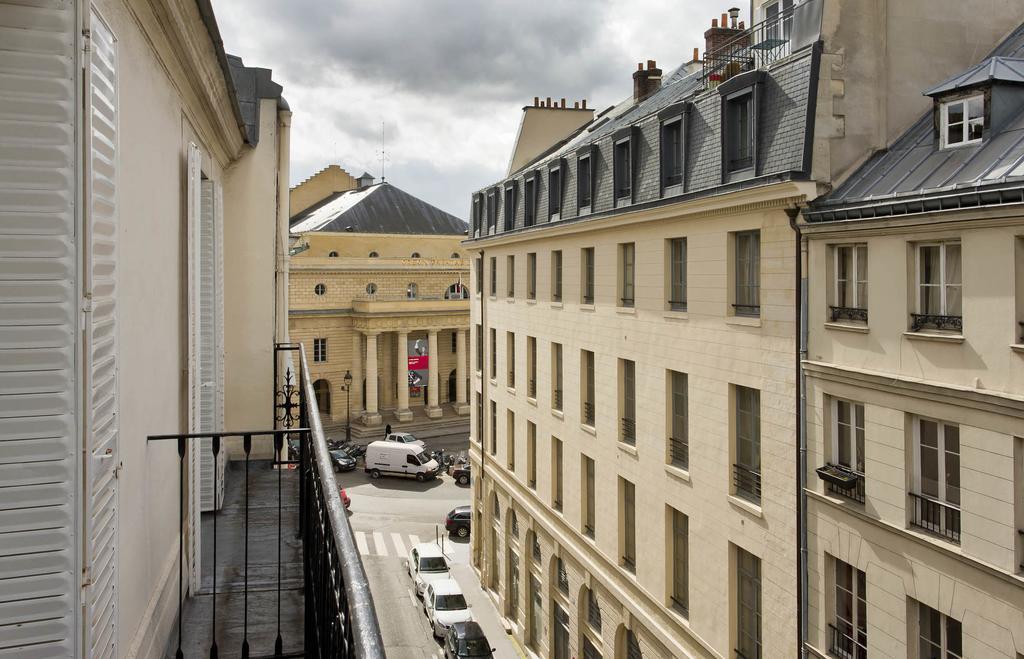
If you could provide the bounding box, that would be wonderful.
[289,169,471,429]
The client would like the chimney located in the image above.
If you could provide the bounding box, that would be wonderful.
[704,8,748,60]
[632,59,663,103]
[582,99,587,109]
[356,172,374,190]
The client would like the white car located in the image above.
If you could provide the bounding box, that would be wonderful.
[424,579,472,639]
[385,431,425,447]
[407,542,450,597]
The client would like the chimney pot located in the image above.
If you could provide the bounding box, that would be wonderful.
[582,99,587,109]
[692,46,699,61]
[533,96,539,107]
[560,98,566,108]
[712,17,718,27]
[573,101,579,109]
[721,13,728,28]
[546,96,551,107]
[739,20,744,29]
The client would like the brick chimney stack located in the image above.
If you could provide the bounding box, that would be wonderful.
[632,59,663,103]
[704,7,747,57]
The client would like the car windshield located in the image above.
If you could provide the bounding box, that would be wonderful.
[458,639,493,656]
[331,449,351,459]
[419,557,448,572]
[434,594,467,611]
[402,433,419,442]
[413,451,429,465]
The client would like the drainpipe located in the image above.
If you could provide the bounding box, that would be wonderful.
[786,205,808,657]
[476,248,487,573]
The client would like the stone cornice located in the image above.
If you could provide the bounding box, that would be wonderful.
[352,312,468,333]
[798,204,1024,239]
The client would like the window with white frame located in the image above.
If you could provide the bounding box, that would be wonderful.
[313,338,327,362]
[914,241,962,331]
[489,257,497,296]
[668,238,687,311]
[830,558,867,659]
[911,417,961,543]
[619,242,635,307]
[549,165,562,220]
[832,399,865,474]
[661,117,684,188]
[577,152,593,211]
[725,92,755,174]
[734,230,761,316]
[763,0,794,42]
[614,137,632,201]
[940,95,984,149]
[832,244,868,322]
[527,252,536,300]
[507,255,515,297]
[917,602,962,659]
[551,250,563,302]
[525,175,537,227]
[504,184,516,231]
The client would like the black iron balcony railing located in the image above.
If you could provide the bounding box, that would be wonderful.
[528,378,537,398]
[620,417,636,444]
[909,492,961,543]
[830,306,868,323]
[583,293,594,305]
[552,289,562,303]
[149,343,384,659]
[583,401,596,426]
[702,2,798,90]
[669,437,689,470]
[732,303,761,317]
[553,388,563,410]
[816,463,865,504]
[828,622,867,659]
[668,299,687,312]
[910,313,962,332]
[733,463,762,503]
[621,297,634,308]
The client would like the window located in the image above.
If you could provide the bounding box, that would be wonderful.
[472,194,481,237]
[527,252,536,300]
[917,602,962,659]
[527,336,537,398]
[734,230,761,316]
[621,478,636,571]
[764,0,794,41]
[475,257,483,296]
[582,247,595,304]
[314,283,326,296]
[912,417,961,543]
[670,508,688,616]
[625,629,642,659]
[620,359,636,445]
[313,379,331,415]
[368,251,378,258]
[313,338,327,362]
[508,548,520,621]
[940,95,984,149]
[486,189,497,233]
[505,255,515,297]
[504,184,516,231]
[549,165,562,220]
[668,238,687,311]
[736,547,762,659]
[328,250,338,257]
[406,282,418,299]
[832,244,868,322]
[661,117,683,188]
[551,250,563,302]
[507,410,516,471]
[489,257,496,296]
[365,282,377,295]
[524,176,537,227]
[451,252,460,258]
[583,455,595,537]
[490,401,497,455]
[914,241,962,331]
[1016,237,1024,344]
[827,399,865,503]
[669,371,688,469]
[445,282,468,299]
[586,588,602,631]
[451,331,457,353]
[410,252,420,258]
[725,92,755,173]
[475,393,483,443]
[582,350,595,426]
[556,557,569,593]
[527,421,537,488]
[619,243,635,307]
[489,328,496,379]
[577,152,593,211]
[614,138,632,201]
[830,558,867,659]
[507,331,516,389]
[552,342,564,411]
[475,324,483,372]
[734,386,761,504]
[553,437,563,511]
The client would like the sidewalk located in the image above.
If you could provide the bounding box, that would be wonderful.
[449,563,523,659]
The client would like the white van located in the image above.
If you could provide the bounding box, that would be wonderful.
[364,441,440,481]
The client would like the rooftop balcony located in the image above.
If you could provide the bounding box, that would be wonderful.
[151,343,385,658]
[351,294,470,315]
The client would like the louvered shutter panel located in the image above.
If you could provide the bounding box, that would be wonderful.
[198,179,224,511]
[0,1,80,655]
[185,142,202,591]
[82,10,119,658]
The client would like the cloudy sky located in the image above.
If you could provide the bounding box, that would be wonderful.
[214,0,743,219]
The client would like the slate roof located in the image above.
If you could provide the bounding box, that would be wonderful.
[806,24,1024,222]
[289,182,468,235]
[924,56,1024,96]
[226,54,285,146]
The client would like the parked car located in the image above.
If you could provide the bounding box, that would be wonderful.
[339,487,351,510]
[424,579,472,639]
[364,441,439,481]
[445,506,471,539]
[329,447,357,472]
[287,437,301,460]
[406,542,450,597]
[451,463,470,486]
[444,621,495,659]
[384,431,425,447]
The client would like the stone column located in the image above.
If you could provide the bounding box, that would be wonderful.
[363,331,382,426]
[454,329,470,415]
[396,331,413,421]
[351,331,363,418]
[425,329,442,418]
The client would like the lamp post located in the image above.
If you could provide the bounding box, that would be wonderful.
[343,370,353,442]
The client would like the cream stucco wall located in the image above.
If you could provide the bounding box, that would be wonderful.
[295,231,468,260]
[469,182,812,658]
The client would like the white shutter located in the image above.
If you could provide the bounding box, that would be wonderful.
[0,1,80,656]
[198,179,224,511]
[185,142,202,591]
[81,9,118,659]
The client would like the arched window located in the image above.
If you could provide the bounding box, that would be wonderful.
[411,252,421,258]
[313,379,331,415]
[445,282,468,299]
[451,252,461,258]
[368,251,379,258]
[406,283,418,299]
[366,283,378,295]
[314,283,326,296]
[509,510,519,538]
[328,250,339,257]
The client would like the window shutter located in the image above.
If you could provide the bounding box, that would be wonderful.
[185,141,202,591]
[198,180,225,512]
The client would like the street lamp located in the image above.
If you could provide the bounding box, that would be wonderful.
[343,370,353,442]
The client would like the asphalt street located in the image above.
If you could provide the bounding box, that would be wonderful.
[332,434,520,659]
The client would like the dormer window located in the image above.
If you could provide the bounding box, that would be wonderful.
[577,146,594,215]
[549,160,565,222]
[524,173,538,227]
[503,182,517,231]
[486,189,498,234]
[614,138,632,201]
[659,101,690,193]
[940,95,984,149]
[719,70,765,183]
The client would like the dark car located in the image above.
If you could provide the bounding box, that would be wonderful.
[329,448,357,472]
[444,505,471,539]
[451,463,470,486]
[443,621,494,658]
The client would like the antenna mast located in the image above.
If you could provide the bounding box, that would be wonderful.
[377,121,389,182]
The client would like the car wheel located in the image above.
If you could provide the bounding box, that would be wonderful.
[457,474,469,485]
[456,525,469,538]
[370,469,381,479]
[415,472,426,482]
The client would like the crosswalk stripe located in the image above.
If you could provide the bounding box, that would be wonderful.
[391,532,406,557]
[355,531,369,555]
[372,532,387,556]
[408,534,420,548]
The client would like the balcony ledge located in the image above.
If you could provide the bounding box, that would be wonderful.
[665,464,691,483]
[824,321,869,334]
[903,331,965,344]
[728,494,764,519]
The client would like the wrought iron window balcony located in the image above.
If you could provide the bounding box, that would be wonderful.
[620,297,634,307]
[909,492,960,543]
[553,388,563,410]
[732,303,761,317]
[815,463,865,503]
[910,313,962,332]
[702,0,800,90]
[583,401,596,426]
[669,437,689,470]
[829,306,868,323]
[528,378,536,398]
[732,463,762,504]
[828,622,868,659]
[582,294,595,305]
[620,417,636,444]
[668,299,687,312]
